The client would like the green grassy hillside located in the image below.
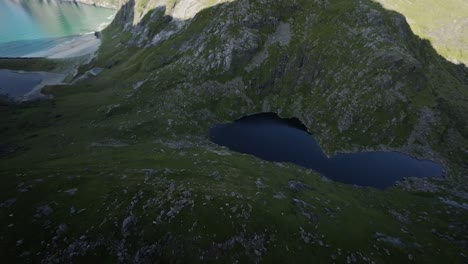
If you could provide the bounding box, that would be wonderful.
[376,0,468,65]
[0,0,467,262]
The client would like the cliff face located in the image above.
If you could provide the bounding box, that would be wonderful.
[74,0,233,17]
[98,0,467,167]
[110,0,233,32]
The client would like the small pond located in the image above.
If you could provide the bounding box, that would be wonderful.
[209,113,444,189]
[0,70,42,99]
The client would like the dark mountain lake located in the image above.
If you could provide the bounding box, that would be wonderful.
[0,70,41,98]
[209,113,444,189]
[0,70,65,102]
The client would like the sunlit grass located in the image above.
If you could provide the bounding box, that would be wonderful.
[375,0,468,64]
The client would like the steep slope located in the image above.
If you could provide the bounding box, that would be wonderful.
[98,0,468,172]
[0,0,467,262]
[376,0,468,65]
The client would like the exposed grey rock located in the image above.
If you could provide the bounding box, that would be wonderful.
[293,199,318,224]
[64,188,78,196]
[256,178,268,189]
[134,244,162,264]
[202,232,269,261]
[210,171,223,181]
[56,223,69,237]
[273,192,287,199]
[396,177,440,192]
[288,181,312,191]
[299,227,317,244]
[374,232,421,248]
[439,197,468,210]
[36,205,54,217]
[388,209,412,224]
[246,22,291,71]
[133,80,146,90]
[142,169,156,176]
[0,198,16,208]
[122,215,137,238]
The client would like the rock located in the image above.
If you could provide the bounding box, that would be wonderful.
[0,198,16,208]
[56,223,68,237]
[134,244,162,263]
[210,171,223,181]
[166,208,177,217]
[94,31,102,39]
[122,215,137,238]
[273,192,287,199]
[288,181,312,191]
[256,178,268,189]
[64,188,78,196]
[388,209,412,224]
[396,177,440,193]
[439,197,468,210]
[36,205,54,217]
[142,169,156,176]
[133,80,146,90]
[293,199,318,224]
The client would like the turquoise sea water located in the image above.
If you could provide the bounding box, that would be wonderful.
[0,0,115,57]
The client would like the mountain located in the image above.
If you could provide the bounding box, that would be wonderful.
[376,0,468,65]
[0,0,467,262]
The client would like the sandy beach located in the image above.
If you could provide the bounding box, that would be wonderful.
[0,33,101,103]
[26,33,102,59]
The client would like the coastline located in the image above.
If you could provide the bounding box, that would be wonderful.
[25,33,102,59]
[61,0,119,10]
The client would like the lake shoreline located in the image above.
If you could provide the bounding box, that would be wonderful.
[221,111,449,179]
[0,70,65,103]
[211,112,445,189]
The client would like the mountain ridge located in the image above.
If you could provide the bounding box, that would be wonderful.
[95,0,467,171]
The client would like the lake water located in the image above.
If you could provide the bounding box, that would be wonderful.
[210,113,444,189]
[0,0,115,57]
[0,70,65,102]
[0,70,41,99]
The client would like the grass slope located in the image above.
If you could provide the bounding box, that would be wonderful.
[376,0,468,64]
